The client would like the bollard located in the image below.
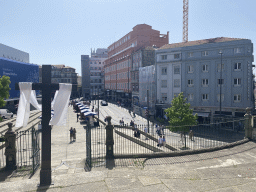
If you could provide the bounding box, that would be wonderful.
[4,122,17,170]
[105,116,114,168]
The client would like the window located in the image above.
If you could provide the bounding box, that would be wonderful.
[188,93,194,101]
[174,54,180,59]
[202,64,208,72]
[202,79,209,87]
[161,93,167,101]
[217,64,224,72]
[188,79,194,86]
[174,79,180,87]
[202,51,208,56]
[234,94,241,102]
[234,48,241,54]
[234,63,241,71]
[218,79,224,85]
[162,67,167,75]
[188,65,194,73]
[217,94,224,102]
[188,52,193,57]
[202,94,209,101]
[161,80,167,88]
[161,55,167,60]
[234,78,241,86]
[174,66,180,74]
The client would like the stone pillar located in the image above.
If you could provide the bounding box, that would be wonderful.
[105,116,114,168]
[244,107,253,139]
[4,123,17,170]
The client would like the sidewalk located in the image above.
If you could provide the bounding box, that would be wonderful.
[0,107,256,191]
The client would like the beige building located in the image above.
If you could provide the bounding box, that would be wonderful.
[39,65,78,98]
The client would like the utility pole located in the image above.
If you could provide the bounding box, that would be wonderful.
[97,87,99,125]
[219,51,223,116]
[147,90,149,134]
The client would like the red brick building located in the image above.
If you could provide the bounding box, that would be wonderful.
[104,24,169,105]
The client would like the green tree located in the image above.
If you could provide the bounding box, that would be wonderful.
[0,76,11,121]
[165,92,197,148]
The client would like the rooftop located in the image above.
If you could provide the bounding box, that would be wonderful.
[159,37,245,50]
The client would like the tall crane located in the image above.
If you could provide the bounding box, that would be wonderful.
[183,0,189,42]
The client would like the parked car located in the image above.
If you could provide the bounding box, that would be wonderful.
[0,109,13,119]
[101,101,108,106]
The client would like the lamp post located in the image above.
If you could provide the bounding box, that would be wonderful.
[219,51,223,116]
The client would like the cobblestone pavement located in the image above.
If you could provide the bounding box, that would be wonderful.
[0,106,256,191]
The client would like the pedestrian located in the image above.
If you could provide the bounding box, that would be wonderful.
[161,125,165,135]
[180,132,184,144]
[157,135,163,147]
[130,120,133,126]
[189,130,194,141]
[157,125,161,136]
[77,113,79,122]
[136,130,140,139]
[69,127,73,143]
[134,124,137,131]
[122,118,124,126]
[144,126,148,140]
[73,128,76,141]
[134,130,137,137]
[162,135,166,147]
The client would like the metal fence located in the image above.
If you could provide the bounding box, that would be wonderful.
[0,128,41,174]
[16,128,41,174]
[86,117,246,168]
[86,125,106,168]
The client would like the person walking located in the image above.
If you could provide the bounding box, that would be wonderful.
[77,113,79,122]
[144,126,148,140]
[73,128,76,141]
[136,129,141,139]
[157,125,161,136]
[162,135,166,147]
[69,127,73,143]
[189,130,194,141]
[157,135,163,147]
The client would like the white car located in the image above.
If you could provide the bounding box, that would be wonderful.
[0,109,13,119]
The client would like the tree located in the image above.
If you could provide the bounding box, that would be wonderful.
[0,76,11,121]
[165,92,197,148]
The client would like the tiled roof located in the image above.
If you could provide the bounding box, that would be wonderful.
[159,37,245,50]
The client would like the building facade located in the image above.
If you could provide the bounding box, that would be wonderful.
[0,43,29,63]
[104,24,169,106]
[132,46,157,114]
[155,37,254,122]
[39,65,78,98]
[81,48,108,100]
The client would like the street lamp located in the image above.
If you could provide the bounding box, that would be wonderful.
[219,51,223,116]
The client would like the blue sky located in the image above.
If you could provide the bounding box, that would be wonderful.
[1,0,256,76]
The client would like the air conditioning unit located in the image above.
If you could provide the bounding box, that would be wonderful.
[160,101,164,104]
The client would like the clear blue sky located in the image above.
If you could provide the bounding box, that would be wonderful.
[1,0,256,76]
